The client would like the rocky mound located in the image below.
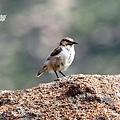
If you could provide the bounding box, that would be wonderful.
[0,74,120,119]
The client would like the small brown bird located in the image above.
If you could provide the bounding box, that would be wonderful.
[36,37,78,78]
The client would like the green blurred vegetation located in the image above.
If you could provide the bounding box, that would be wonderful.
[0,0,120,90]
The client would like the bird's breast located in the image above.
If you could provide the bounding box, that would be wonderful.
[45,46,75,72]
[59,47,75,69]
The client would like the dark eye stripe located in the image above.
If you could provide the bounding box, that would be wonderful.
[62,39,73,43]
[67,43,72,45]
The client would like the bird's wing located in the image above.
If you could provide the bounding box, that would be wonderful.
[50,46,62,56]
[47,46,62,60]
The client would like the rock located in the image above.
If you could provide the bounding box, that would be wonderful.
[0,74,120,119]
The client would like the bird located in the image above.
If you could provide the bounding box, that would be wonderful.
[36,37,78,78]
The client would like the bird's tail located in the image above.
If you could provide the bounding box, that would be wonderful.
[36,66,48,77]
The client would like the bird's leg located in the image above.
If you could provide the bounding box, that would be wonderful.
[54,71,59,78]
[59,71,66,77]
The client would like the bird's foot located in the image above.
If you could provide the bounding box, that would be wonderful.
[54,78,61,81]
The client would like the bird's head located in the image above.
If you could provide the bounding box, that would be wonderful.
[59,37,78,47]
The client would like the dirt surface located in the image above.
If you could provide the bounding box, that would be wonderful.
[0,74,120,120]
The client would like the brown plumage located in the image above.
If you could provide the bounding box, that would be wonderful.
[36,37,78,78]
[36,66,48,77]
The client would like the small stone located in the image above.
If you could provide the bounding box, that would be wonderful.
[116,93,120,98]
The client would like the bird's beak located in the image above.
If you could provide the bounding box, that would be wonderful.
[72,41,79,44]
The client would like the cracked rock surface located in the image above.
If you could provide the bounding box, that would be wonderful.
[0,74,120,120]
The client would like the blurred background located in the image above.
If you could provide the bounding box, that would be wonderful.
[0,0,120,90]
